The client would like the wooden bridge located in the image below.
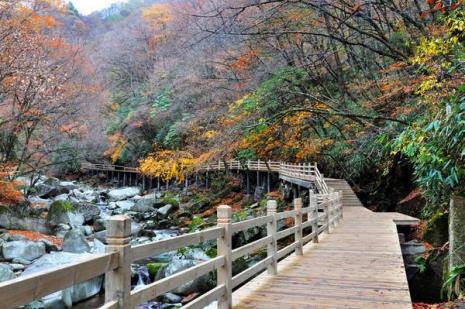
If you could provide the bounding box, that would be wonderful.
[81,160,329,194]
[0,162,419,308]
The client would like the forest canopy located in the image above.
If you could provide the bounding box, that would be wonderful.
[0,0,464,212]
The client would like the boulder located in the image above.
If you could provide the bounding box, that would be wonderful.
[10,263,25,271]
[160,292,183,304]
[28,196,52,209]
[53,194,69,202]
[62,277,103,307]
[90,238,105,254]
[108,187,141,202]
[47,201,84,227]
[22,252,103,306]
[12,258,32,265]
[137,193,157,200]
[39,239,59,252]
[36,183,58,199]
[43,177,60,187]
[157,204,176,218]
[58,181,79,192]
[0,263,15,282]
[3,241,46,261]
[131,199,155,213]
[93,219,106,232]
[116,200,135,211]
[77,204,101,222]
[79,225,93,236]
[423,211,448,247]
[0,207,51,234]
[54,223,71,238]
[62,230,90,253]
[157,259,211,295]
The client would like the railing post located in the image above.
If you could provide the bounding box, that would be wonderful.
[217,205,232,309]
[339,190,344,220]
[257,159,260,187]
[294,198,303,255]
[324,196,330,234]
[267,200,278,275]
[105,215,132,309]
[267,160,271,193]
[330,193,336,229]
[310,190,319,243]
[335,192,341,224]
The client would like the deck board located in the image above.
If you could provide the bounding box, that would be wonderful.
[232,206,412,308]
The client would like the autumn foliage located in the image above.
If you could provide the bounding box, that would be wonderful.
[0,164,23,205]
[139,150,198,182]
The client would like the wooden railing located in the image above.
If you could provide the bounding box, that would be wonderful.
[82,160,330,194]
[0,192,342,309]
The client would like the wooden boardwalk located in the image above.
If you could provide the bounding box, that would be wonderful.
[1,161,419,309]
[233,186,417,309]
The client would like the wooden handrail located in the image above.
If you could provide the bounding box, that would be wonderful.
[0,252,119,309]
[81,160,330,194]
[0,191,343,309]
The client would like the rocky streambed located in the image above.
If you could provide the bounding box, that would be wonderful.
[0,176,236,309]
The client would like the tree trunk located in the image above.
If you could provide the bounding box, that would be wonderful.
[449,195,465,270]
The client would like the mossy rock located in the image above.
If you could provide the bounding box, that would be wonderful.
[47,200,83,227]
[424,211,448,247]
[49,200,75,213]
[147,262,167,279]
[162,197,179,208]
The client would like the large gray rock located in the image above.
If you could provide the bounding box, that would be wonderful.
[0,213,51,234]
[58,181,79,192]
[62,230,90,253]
[77,204,101,222]
[47,202,84,228]
[116,200,135,211]
[131,199,155,212]
[36,183,58,198]
[53,194,69,202]
[158,259,211,295]
[62,277,103,307]
[108,187,140,202]
[22,252,103,307]
[27,196,52,209]
[0,263,15,282]
[3,241,46,261]
[157,204,176,218]
[93,219,106,232]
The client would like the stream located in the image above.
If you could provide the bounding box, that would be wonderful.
[0,175,216,308]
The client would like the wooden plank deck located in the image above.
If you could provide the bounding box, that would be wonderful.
[232,206,412,308]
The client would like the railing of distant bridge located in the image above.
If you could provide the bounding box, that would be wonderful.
[81,160,330,194]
